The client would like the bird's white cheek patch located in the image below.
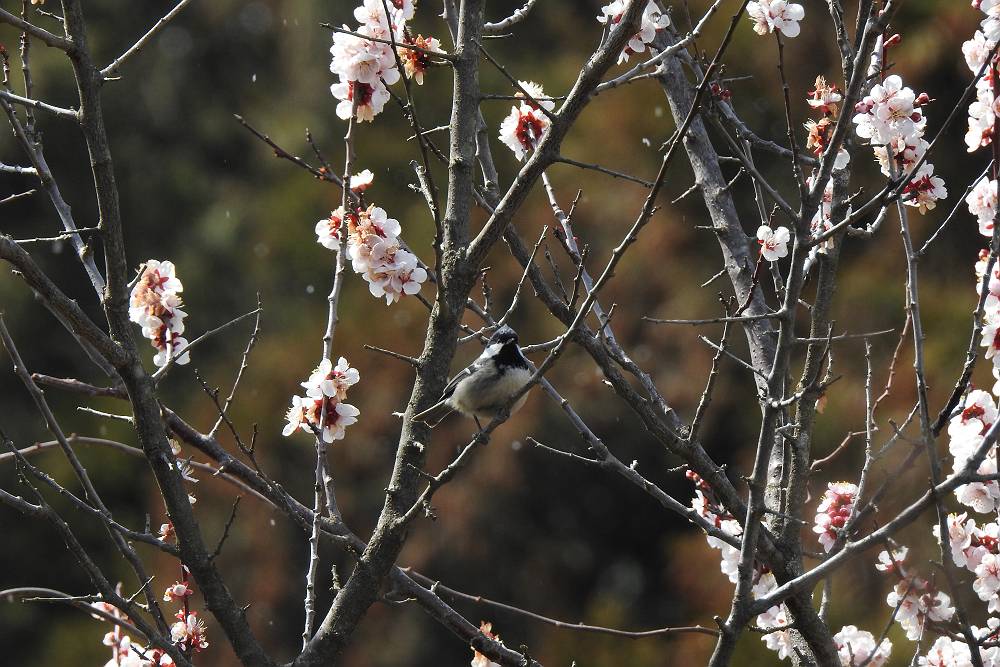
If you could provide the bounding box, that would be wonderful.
[482,343,503,359]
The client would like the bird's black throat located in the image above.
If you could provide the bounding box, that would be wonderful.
[495,341,529,373]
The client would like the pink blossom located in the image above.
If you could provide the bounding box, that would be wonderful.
[813,482,857,552]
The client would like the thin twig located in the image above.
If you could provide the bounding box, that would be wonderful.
[101,0,196,79]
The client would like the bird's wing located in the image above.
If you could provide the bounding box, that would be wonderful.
[413,362,477,424]
[438,361,477,400]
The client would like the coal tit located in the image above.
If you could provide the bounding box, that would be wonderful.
[414,325,532,426]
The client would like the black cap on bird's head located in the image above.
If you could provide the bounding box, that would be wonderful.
[489,325,518,346]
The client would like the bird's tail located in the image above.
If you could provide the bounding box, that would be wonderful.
[412,400,454,426]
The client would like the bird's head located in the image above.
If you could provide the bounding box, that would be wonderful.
[489,325,519,347]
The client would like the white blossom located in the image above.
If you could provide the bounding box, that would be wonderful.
[834,625,892,666]
[597,1,670,63]
[757,225,790,262]
[747,1,805,38]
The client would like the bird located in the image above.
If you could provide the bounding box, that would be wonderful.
[413,325,533,428]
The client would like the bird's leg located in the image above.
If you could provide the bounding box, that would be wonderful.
[474,416,484,434]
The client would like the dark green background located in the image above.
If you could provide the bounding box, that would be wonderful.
[0,1,990,664]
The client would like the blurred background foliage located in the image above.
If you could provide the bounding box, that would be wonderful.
[0,0,992,665]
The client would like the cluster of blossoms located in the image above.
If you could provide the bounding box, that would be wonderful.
[470,621,503,667]
[128,260,191,368]
[898,8,1000,664]
[960,0,1000,529]
[918,631,1000,667]
[283,357,361,443]
[330,0,442,122]
[852,66,947,214]
[946,390,1000,514]
[937,512,1000,614]
[498,81,555,161]
[962,1,1000,152]
[833,626,892,667]
[164,569,208,655]
[91,573,207,666]
[92,590,176,667]
[691,472,896,664]
[803,76,851,247]
[596,1,670,63]
[315,172,428,303]
[746,1,805,38]
[812,482,857,552]
[170,611,209,655]
[687,474,796,660]
[874,546,955,641]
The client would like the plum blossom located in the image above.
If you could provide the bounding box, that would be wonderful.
[755,576,795,662]
[874,544,955,640]
[760,606,796,660]
[934,512,979,569]
[853,75,918,145]
[689,472,744,582]
[873,135,928,178]
[955,460,1000,514]
[471,622,502,667]
[966,82,997,152]
[350,169,374,191]
[171,611,209,653]
[964,30,996,73]
[813,482,857,552]
[967,176,999,237]
[902,163,948,213]
[346,204,427,303]
[93,584,179,667]
[976,249,1000,310]
[807,75,842,116]
[747,1,805,38]
[833,626,892,666]
[852,68,946,214]
[163,580,193,603]
[964,7,1000,152]
[757,225,790,261]
[332,78,391,123]
[128,260,191,368]
[597,1,670,63]
[875,546,909,574]
[315,210,342,251]
[885,576,956,640]
[399,34,442,85]
[315,202,427,303]
[974,553,1000,612]
[946,390,1000,513]
[103,635,147,667]
[499,81,555,160]
[284,357,361,443]
[330,2,439,121]
[948,389,997,443]
[363,241,428,303]
[918,636,974,667]
[805,116,834,157]
[984,311,1000,362]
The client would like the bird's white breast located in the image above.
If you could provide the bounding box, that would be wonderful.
[450,364,532,419]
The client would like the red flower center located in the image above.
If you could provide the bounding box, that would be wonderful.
[348,81,374,106]
[962,404,986,422]
[515,112,545,150]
